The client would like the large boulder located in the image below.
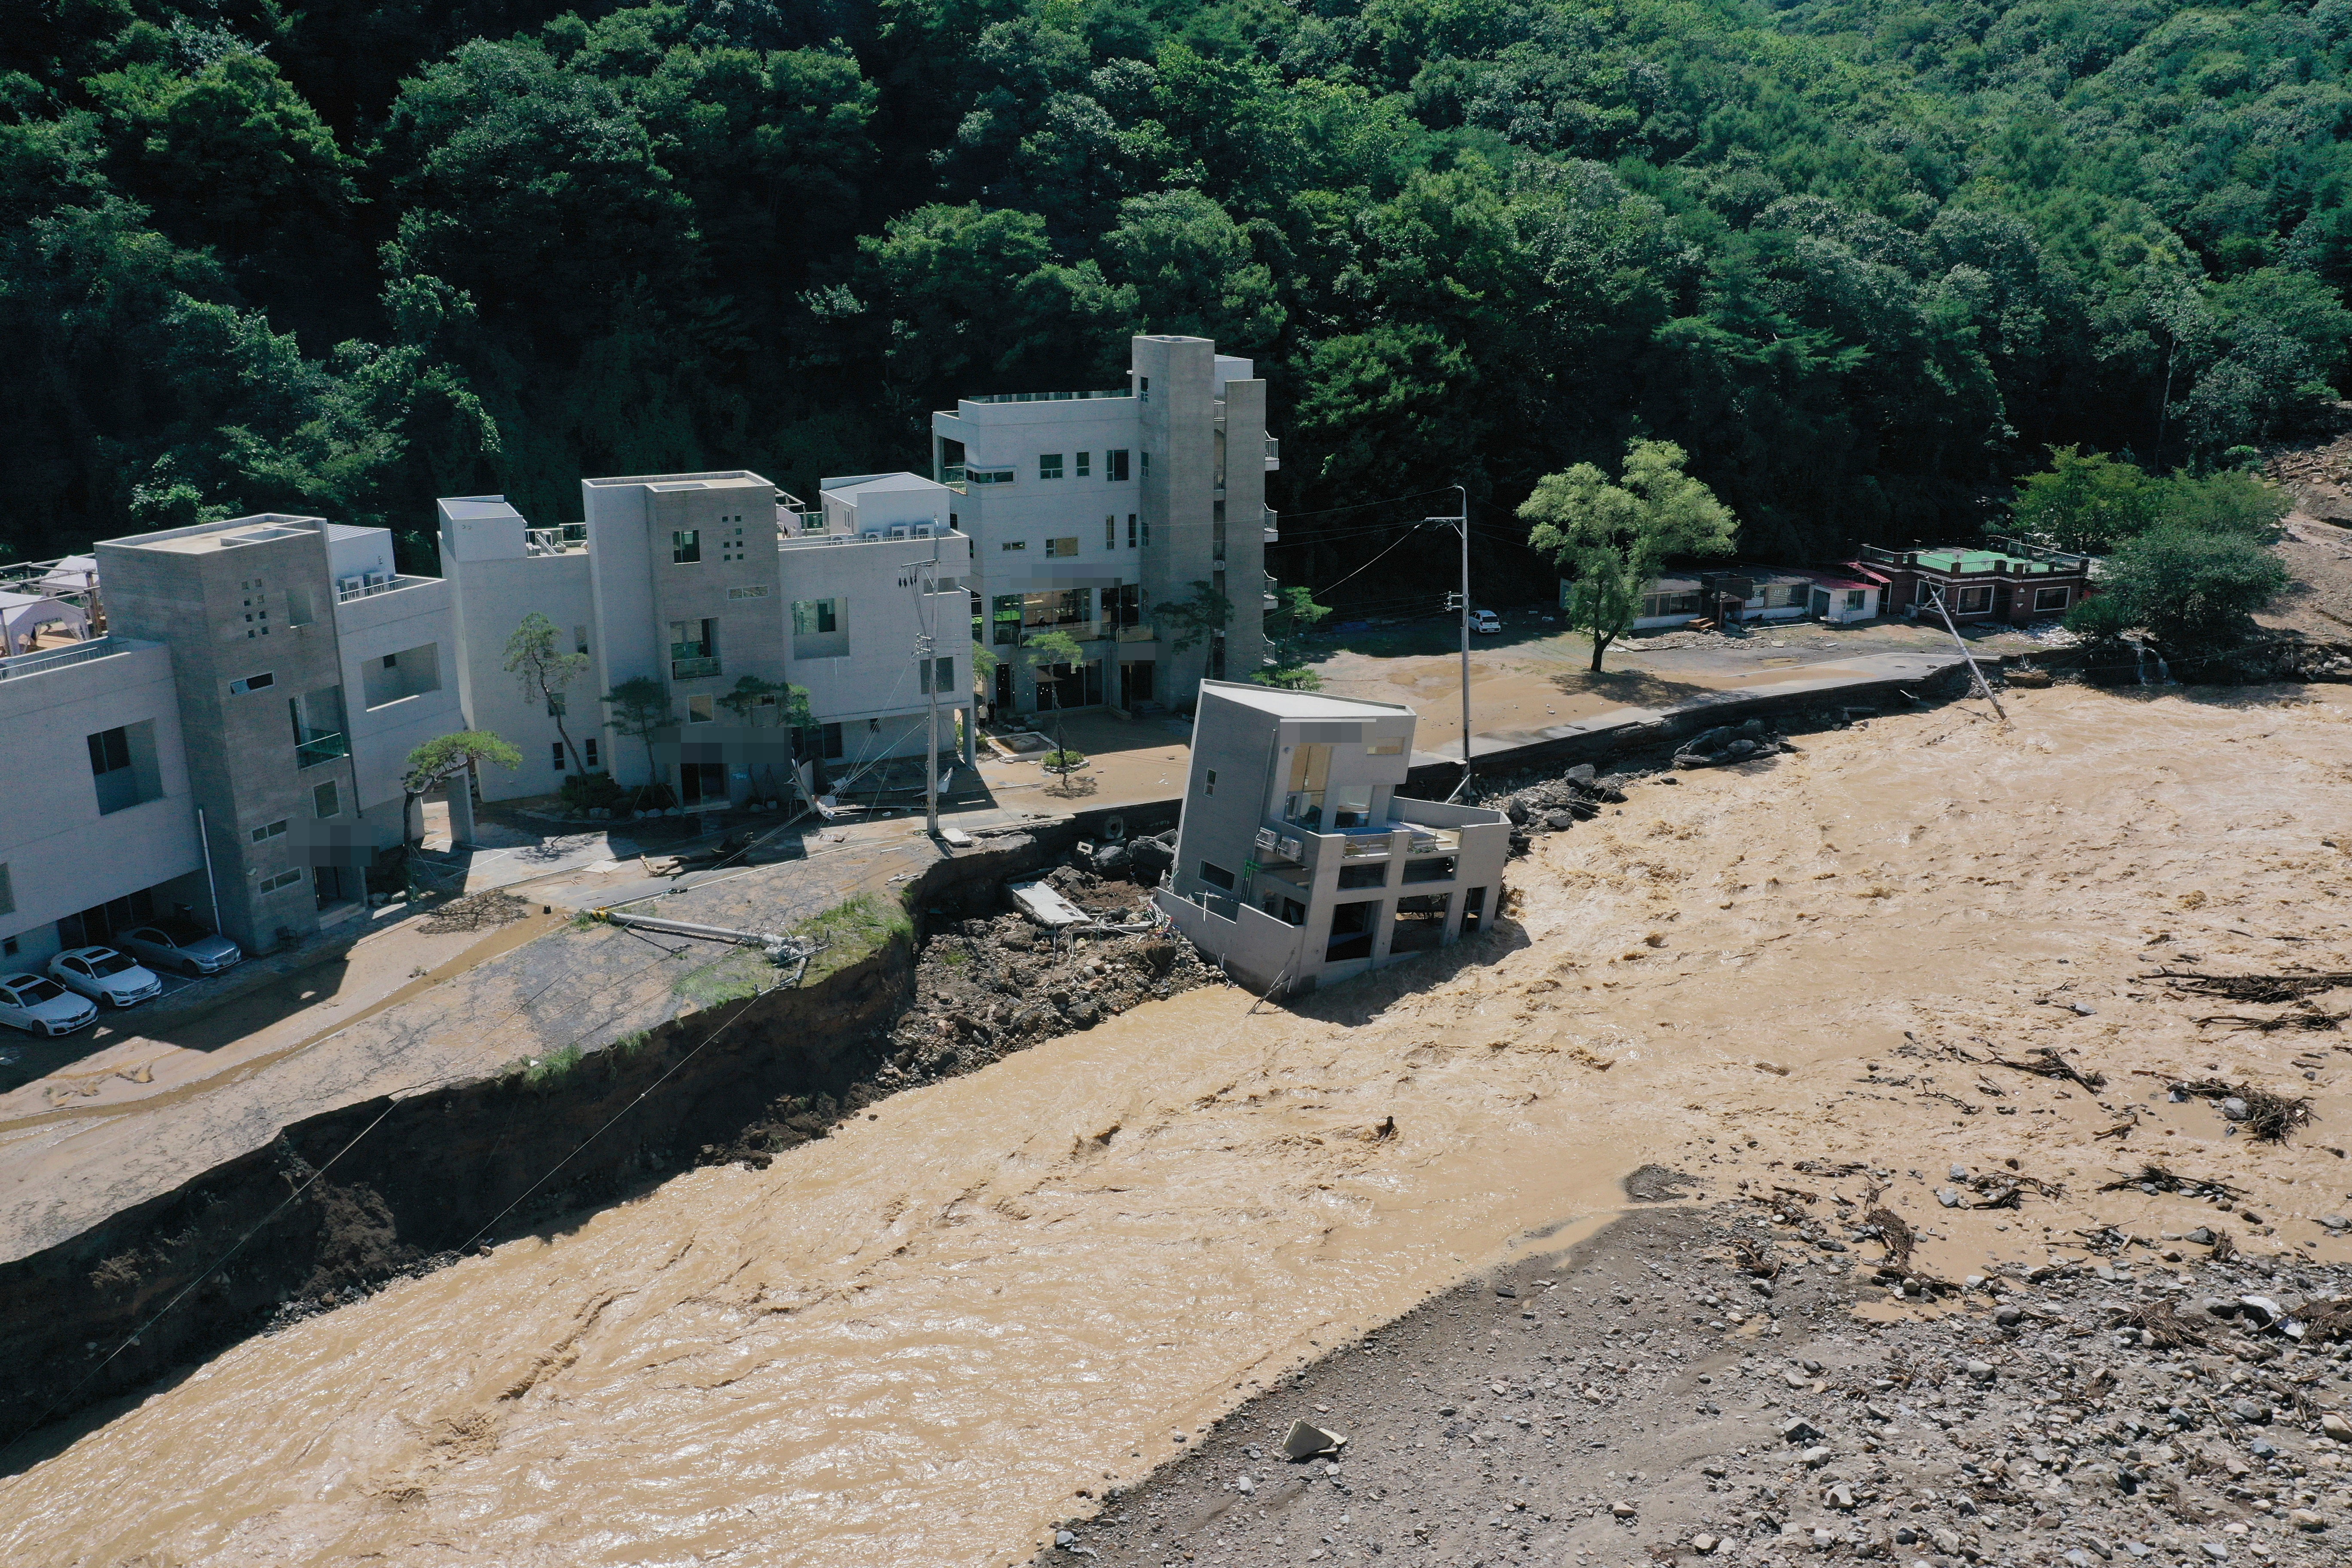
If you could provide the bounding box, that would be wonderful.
[1128,835,1175,877]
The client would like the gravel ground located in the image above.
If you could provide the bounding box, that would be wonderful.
[1032,1198,2352,1568]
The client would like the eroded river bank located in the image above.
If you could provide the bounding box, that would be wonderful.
[4,683,2351,1566]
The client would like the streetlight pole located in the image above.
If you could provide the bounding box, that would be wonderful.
[1427,484,1470,801]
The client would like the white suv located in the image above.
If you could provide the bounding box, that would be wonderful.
[1470,609,1502,634]
[49,946,164,1009]
[0,973,98,1037]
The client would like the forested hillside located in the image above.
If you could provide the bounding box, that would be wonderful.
[6,0,2352,600]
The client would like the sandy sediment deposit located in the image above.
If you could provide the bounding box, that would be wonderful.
[5,683,2351,1567]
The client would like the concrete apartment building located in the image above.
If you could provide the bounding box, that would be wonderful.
[932,334,1272,718]
[1155,683,1510,995]
[0,514,465,968]
[440,469,972,805]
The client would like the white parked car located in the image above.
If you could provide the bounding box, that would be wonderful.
[0,973,98,1037]
[49,946,164,1009]
[116,922,243,978]
[1470,609,1502,634]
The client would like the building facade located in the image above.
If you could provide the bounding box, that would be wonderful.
[1154,683,1510,996]
[931,334,1271,718]
[0,513,466,966]
[1841,542,2092,625]
[440,469,974,805]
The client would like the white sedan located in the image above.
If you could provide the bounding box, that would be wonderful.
[0,973,98,1037]
[49,946,164,1009]
[116,922,243,978]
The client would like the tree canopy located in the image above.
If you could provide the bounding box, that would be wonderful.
[1522,439,1739,668]
[5,0,2352,609]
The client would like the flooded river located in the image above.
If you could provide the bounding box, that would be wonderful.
[6,684,2350,1566]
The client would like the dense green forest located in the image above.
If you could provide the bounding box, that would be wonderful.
[6,0,2352,605]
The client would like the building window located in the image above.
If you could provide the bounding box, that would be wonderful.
[669,618,718,677]
[1076,451,1091,478]
[687,695,715,723]
[1366,737,1404,756]
[552,741,567,769]
[574,625,590,655]
[2034,585,2070,612]
[313,780,339,818]
[1204,768,1217,796]
[673,530,701,564]
[1040,454,1064,480]
[820,721,844,760]
[1141,452,1149,477]
[1199,861,1235,891]
[1105,514,1116,549]
[727,583,770,600]
[1954,585,1994,613]
[918,655,955,694]
[87,722,160,815]
[1045,536,1079,558]
[1106,450,1130,482]
[1845,589,1867,612]
[1001,539,1026,551]
[1138,377,1149,404]
[259,868,303,894]
[364,643,442,710]
[991,594,1022,645]
[1338,863,1388,890]
[968,467,1015,485]
[791,599,849,660]
[251,819,288,843]
[1140,514,1150,548]
[546,694,565,718]
[585,738,599,768]
[228,671,274,695]
[0,863,12,919]
[1,936,15,958]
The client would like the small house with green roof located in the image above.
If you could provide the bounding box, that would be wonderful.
[1843,542,2092,627]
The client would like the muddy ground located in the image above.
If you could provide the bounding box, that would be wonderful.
[705,861,1219,1166]
[1038,1202,2352,1567]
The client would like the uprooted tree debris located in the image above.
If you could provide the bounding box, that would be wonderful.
[1489,764,1629,856]
[2098,1164,2245,1202]
[2196,1000,2350,1033]
[1674,717,1795,770]
[2144,969,2352,1004]
[2167,1078,2318,1143]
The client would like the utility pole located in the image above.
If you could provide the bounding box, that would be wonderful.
[1925,586,2008,723]
[1428,484,1470,801]
[907,544,944,836]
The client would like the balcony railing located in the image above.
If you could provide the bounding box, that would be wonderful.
[1263,508,1279,542]
[0,636,123,681]
[295,731,349,769]
[965,389,1132,404]
[1264,435,1280,471]
[671,655,722,680]
[336,574,438,603]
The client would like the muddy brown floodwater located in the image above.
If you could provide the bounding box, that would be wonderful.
[6,684,2352,1566]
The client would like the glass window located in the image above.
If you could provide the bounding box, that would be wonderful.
[991,594,1022,645]
[1106,514,1116,549]
[1846,590,1866,611]
[1001,539,1026,551]
[1039,453,1064,480]
[672,530,701,564]
[552,741,566,769]
[2034,585,2070,612]
[251,819,288,842]
[1283,744,1332,828]
[1199,861,1235,891]
[313,780,339,818]
[585,738,599,767]
[1127,513,1138,548]
[87,727,131,777]
[1045,537,1079,558]
[228,672,273,694]
[1329,784,1374,830]
[1076,452,1091,478]
[821,722,844,760]
[1106,450,1130,481]
[1955,585,1994,613]
[687,695,715,723]
[1204,768,1217,797]
[1366,738,1403,756]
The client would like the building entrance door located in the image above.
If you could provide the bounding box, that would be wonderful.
[680,761,727,806]
[1120,660,1155,707]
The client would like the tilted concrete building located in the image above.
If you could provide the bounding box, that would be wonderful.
[932,334,1272,718]
[1155,683,1510,995]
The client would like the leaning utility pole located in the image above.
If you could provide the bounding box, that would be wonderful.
[1429,485,1471,800]
[1925,586,2009,723]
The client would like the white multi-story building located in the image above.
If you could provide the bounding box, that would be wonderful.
[0,513,466,965]
[439,469,973,805]
[932,334,1272,717]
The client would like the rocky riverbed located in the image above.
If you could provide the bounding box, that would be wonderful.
[1037,1201,2352,1567]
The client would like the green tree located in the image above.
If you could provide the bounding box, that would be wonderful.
[1522,440,1739,672]
[2066,526,2289,650]
[603,675,674,785]
[398,730,521,845]
[503,611,591,774]
[1022,626,1087,710]
[2010,447,2167,555]
[1254,584,1332,690]
[715,672,812,729]
[2158,470,2292,539]
[1152,580,1232,656]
